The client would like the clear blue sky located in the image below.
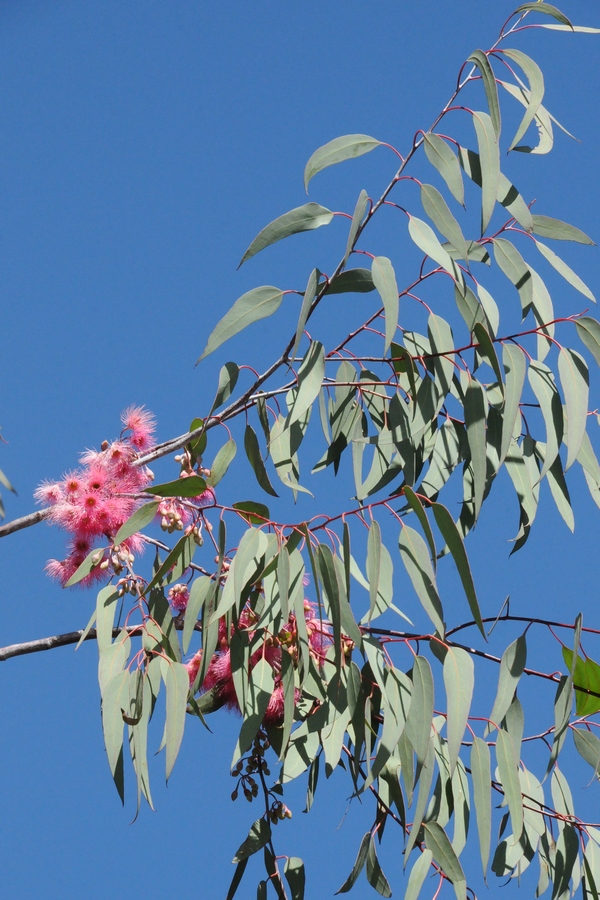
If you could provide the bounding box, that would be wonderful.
[1,2,600,898]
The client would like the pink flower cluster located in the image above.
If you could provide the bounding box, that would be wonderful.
[35,407,156,587]
[185,600,335,726]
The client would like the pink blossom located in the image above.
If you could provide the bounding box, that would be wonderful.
[168,583,190,611]
[121,405,156,452]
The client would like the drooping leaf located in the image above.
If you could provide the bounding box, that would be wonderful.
[113,501,160,546]
[493,237,533,316]
[473,322,503,393]
[182,576,212,654]
[344,189,369,262]
[404,849,433,900]
[496,728,523,841]
[424,822,467,900]
[284,857,306,900]
[558,347,589,469]
[64,546,107,588]
[403,485,437,565]
[563,648,600,717]
[501,48,545,151]
[576,317,600,368]
[535,238,595,302]
[197,286,285,361]
[423,132,465,206]
[488,633,527,732]
[500,343,527,465]
[225,860,249,900]
[205,438,237,489]
[287,341,325,427]
[292,268,319,361]
[232,658,275,764]
[304,134,381,191]
[405,656,435,770]
[399,525,445,636]
[210,362,240,413]
[472,111,499,233]
[431,502,484,637]
[239,203,333,267]
[470,737,492,877]
[420,183,470,262]
[468,50,501,138]
[366,836,392,898]
[443,648,474,774]
[464,379,487,520]
[244,425,278,497]
[163,660,190,781]
[572,728,600,778]
[371,256,399,354]
[408,214,459,279]
[335,832,370,894]
[528,361,563,479]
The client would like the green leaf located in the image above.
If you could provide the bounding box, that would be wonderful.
[472,111,499,233]
[576,317,600,367]
[232,658,275,764]
[163,660,190,781]
[284,857,306,900]
[336,832,370,894]
[64,546,107,588]
[558,347,589,469]
[322,268,375,294]
[405,656,435,770]
[197,286,285,361]
[420,183,470,263]
[493,237,533,316]
[431,502,484,637]
[399,525,445,636]
[182,576,212,654]
[488,633,527,732]
[470,737,492,877]
[496,728,523,841]
[232,818,272,863]
[144,475,207,498]
[287,340,325,427]
[531,214,594,244]
[206,438,237,488]
[95,586,120,655]
[371,256,399,354]
[424,822,467,900]
[101,670,130,803]
[408,214,460,279]
[403,486,437,565]
[443,647,474,775]
[344,189,369,262]
[404,849,433,900]
[473,322,503,393]
[239,203,333,266]
[563,648,600,716]
[304,134,381,191]
[528,361,563,479]
[513,3,573,27]
[535,239,596,302]
[225,860,249,900]
[244,425,278,497]
[292,268,319,360]
[572,728,600,777]
[366,836,392,898]
[423,133,465,206]
[210,362,239,413]
[232,501,271,525]
[458,144,533,231]
[143,533,196,595]
[464,379,487,520]
[500,343,527,465]
[540,24,600,33]
[113,501,159,546]
[501,49,544,151]
[468,50,501,138]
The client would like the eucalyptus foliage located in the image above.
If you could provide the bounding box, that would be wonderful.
[4,3,600,898]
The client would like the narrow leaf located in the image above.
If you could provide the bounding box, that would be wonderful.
[163,661,190,781]
[472,110,500,233]
[292,268,319,360]
[558,347,589,469]
[423,133,465,206]
[501,49,544,151]
[471,737,492,876]
[114,501,159,546]
[371,256,399,354]
[488,633,527,731]
[404,849,433,900]
[532,213,594,244]
[424,822,467,900]
[210,362,239,413]
[239,203,333,266]
[399,525,445,636]
[468,50,501,137]
[431,502,484,637]
[304,134,381,191]
[244,425,278,497]
[366,836,392,898]
[513,2,573,27]
[144,475,207,498]
[336,832,370,894]
[536,239,596,302]
[444,647,474,774]
[496,728,524,840]
[232,818,272,863]
[421,183,470,262]
[197,286,284,361]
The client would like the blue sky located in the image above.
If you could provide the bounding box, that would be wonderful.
[2,2,600,898]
